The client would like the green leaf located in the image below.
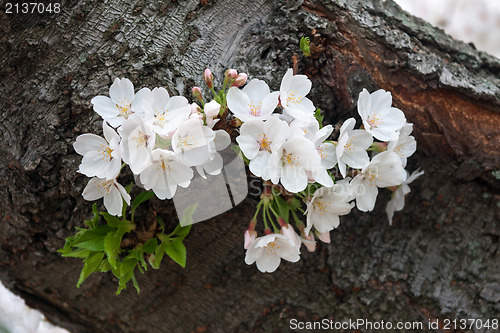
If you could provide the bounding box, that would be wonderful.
[99,257,112,272]
[72,225,114,251]
[179,203,198,227]
[101,212,135,233]
[171,223,191,241]
[104,230,123,269]
[143,238,158,254]
[314,108,324,128]
[116,256,139,295]
[149,243,165,269]
[156,215,166,233]
[300,36,311,57]
[84,203,100,229]
[61,248,91,258]
[77,251,104,288]
[131,191,154,217]
[165,239,187,268]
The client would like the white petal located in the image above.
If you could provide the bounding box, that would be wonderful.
[103,186,123,216]
[242,79,270,102]
[356,89,371,119]
[355,180,378,212]
[91,96,119,121]
[227,87,252,122]
[281,165,307,193]
[82,178,106,201]
[73,134,108,156]
[259,91,280,119]
[214,130,231,151]
[109,78,134,106]
[256,254,281,273]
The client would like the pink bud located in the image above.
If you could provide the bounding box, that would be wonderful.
[232,73,248,87]
[244,230,257,249]
[317,231,331,243]
[190,102,202,114]
[203,68,213,89]
[191,86,203,102]
[224,68,238,79]
[302,236,317,252]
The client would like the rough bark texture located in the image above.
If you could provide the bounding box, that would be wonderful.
[1,0,499,332]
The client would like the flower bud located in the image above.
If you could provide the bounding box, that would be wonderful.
[203,68,213,89]
[232,73,248,87]
[204,100,221,127]
[225,68,238,79]
[301,235,317,252]
[191,86,203,102]
[223,68,238,86]
[244,230,257,249]
[317,231,331,243]
[190,102,202,114]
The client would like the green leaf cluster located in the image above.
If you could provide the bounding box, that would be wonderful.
[300,36,311,57]
[59,192,195,295]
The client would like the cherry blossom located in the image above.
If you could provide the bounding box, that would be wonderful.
[73,121,121,180]
[350,151,407,212]
[387,123,417,167]
[139,149,193,200]
[269,136,333,193]
[357,88,406,141]
[91,78,136,128]
[227,79,279,122]
[279,68,316,120]
[305,179,354,235]
[386,169,424,224]
[335,117,373,177]
[118,115,156,175]
[82,177,131,216]
[236,117,290,180]
[244,233,300,273]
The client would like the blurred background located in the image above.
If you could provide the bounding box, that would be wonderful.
[1,0,499,332]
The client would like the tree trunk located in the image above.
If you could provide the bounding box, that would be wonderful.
[1,0,499,332]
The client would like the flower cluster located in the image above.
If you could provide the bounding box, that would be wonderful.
[71,67,422,280]
[223,70,420,273]
[74,78,230,216]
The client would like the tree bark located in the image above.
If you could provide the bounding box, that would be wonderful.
[1,0,499,332]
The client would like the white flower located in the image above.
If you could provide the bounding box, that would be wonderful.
[171,118,216,166]
[195,129,231,178]
[335,117,373,177]
[290,120,337,170]
[269,136,333,193]
[350,151,407,212]
[280,224,301,252]
[279,68,316,120]
[118,115,156,175]
[132,87,191,137]
[227,79,279,122]
[204,100,221,128]
[244,233,300,273]
[357,88,406,141]
[91,78,136,128]
[139,149,193,200]
[305,180,354,235]
[73,121,122,180]
[386,169,424,225]
[82,177,131,216]
[236,117,290,180]
[387,123,417,167]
